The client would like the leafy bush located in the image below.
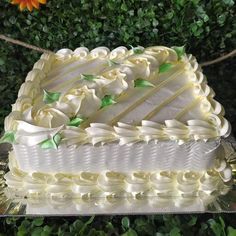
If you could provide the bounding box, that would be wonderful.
[0,215,236,236]
[0,0,235,133]
[0,1,235,233]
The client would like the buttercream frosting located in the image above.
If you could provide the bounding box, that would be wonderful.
[3,45,231,147]
[4,151,232,202]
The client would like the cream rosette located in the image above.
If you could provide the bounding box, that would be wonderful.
[109,46,128,60]
[53,101,75,118]
[68,76,107,98]
[61,126,88,146]
[150,171,176,195]
[56,48,73,61]
[85,123,118,145]
[4,111,23,131]
[176,171,201,197]
[63,85,101,117]
[18,81,41,99]
[89,47,110,59]
[101,68,128,95]
[15,120,64,146]
[113,123,140,145]
[187,120,218,140]
[145,46,178,64]
[33,59,52,74]
[34,105,70,128]
[138,120,167,142]
[73,47,89,59]
[124,54,158,79]
[12,96,33,112]
[25,68,46,85]
[164,120,189,143]
[40,53,56,64]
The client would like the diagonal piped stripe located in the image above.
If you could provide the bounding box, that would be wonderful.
[142,83,193,121]
[174,97,201,120]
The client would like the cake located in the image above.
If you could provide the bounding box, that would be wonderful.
[1,45,233,208]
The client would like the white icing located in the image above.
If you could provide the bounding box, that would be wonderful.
[4,151,232,200]
[18,81,41,99]
[63,85,101,116]
[4,45,231,146]
[34,106,70,128]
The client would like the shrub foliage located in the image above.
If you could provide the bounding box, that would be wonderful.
[0,0,235,232]
[0,215,236,236]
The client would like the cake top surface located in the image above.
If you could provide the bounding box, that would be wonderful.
[2,46,231,147]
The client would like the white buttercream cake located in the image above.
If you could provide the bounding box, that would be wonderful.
[2,45,233,208]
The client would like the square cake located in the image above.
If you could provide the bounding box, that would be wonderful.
[2,46,232,207]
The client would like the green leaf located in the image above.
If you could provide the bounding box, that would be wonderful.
[107,60,120,66]
[0,131,15,144]
[122,217,130,230]
[134,78,155,88]
[43,225,52,234]
[43,90,61,104]
[0,58,5,66]
[170,227,181,236]
[122,228,138,236]
[72,219,84,230]
[67,117,86,127]
[101,95,116,108]
[40,133,61,149]
[32,227,43,236]
[81,74,97,81]
[227,226,236,236]
[187,216,197,226]
[158,63,173,73]
[79,216,95,235]
[172,46,185,60]
[130,45,144,54]
[33,217,44,227]
[208,219,224,236]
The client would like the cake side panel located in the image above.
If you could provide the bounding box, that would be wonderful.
[13,140,220,173]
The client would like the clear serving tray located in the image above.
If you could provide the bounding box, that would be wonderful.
[0,137,235,216]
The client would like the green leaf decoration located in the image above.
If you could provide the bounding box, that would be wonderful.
[67,117,86,127]
[40,133,61,149]
[43,90,61,104]
[81,74,97,81]
[172,46,185,60]
[107,60,120,66]
[134,78,155,88]
[0,131,15,144]
[130,45,144,54]
[158,63,173,73]
[101,95,116,108]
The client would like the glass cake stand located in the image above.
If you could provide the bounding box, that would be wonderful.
[0,138,235,216]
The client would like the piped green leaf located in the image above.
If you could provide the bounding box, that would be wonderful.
[0,131,15,144]
[40,133,61,149]
[43,90,61,104]
[81,74,97,81]
[101,95,116,108]
[67,117,86,127]
[172,46,185,60]
[134,78,155,88]
[158,63,173,73]
[130,45,144,54]
[108,60,120,66]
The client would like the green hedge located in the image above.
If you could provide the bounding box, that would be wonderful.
[0,215,236,236]
[0,0,236,132]
[0,1,236,233]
